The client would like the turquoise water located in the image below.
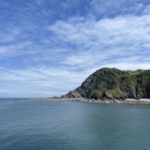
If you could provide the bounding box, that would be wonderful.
[0,99,150,150]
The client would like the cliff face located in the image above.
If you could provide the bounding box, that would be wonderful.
[61,68,150,100]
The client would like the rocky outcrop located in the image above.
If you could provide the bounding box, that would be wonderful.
[62,68,150,100]
[61,90,82,98]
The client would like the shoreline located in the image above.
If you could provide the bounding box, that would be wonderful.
[32,98,150,105]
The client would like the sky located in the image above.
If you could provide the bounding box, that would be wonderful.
[0,0,150,98]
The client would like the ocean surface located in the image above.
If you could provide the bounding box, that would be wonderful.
[0,99,150,150]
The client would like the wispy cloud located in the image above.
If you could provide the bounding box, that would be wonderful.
[0,66,90,97]
[0,27,21,43]
[0,0,150,97]
[89,0,149,17]
[48,12,150,69]
[0,41,34,59]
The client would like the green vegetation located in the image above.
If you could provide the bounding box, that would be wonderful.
[63,68,150,100]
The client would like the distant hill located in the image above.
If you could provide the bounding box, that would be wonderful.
[61,68,150,100]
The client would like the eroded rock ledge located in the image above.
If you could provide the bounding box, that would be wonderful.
[33,97,150,105]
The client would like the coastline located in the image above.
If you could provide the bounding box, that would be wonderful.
[32,98,150,105]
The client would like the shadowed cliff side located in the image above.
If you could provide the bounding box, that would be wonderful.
[61,68,150,100]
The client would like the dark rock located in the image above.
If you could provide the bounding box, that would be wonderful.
[62,68,150,100]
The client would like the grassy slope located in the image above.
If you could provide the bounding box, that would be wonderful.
[73,68,150,100]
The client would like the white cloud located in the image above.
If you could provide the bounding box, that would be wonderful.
[0,27,21,43]
[0,66,90,97]
[49,14,150,46]
[48,13,150,70]
[89,0,140,17]
[134,3,144,14]
[90,0,123,15]
[142,5,150,15]
[100,62,150,71]
[1,1,150,97]
[89,0,150,17]
[0,41,33,58]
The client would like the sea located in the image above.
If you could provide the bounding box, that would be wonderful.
[0,98,150,150]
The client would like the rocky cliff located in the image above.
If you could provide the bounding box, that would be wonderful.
[61,68,150,100]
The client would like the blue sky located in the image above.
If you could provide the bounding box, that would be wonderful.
[0,0,150,97]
